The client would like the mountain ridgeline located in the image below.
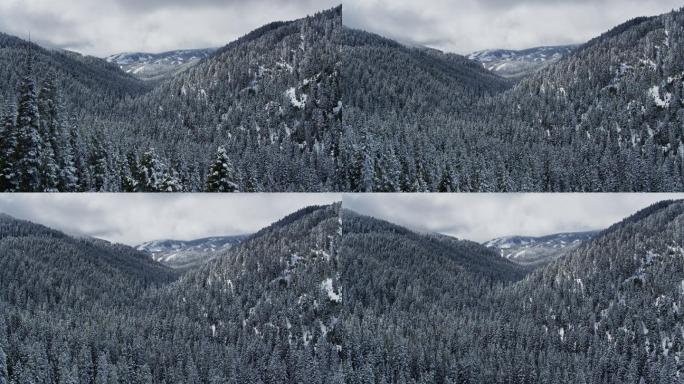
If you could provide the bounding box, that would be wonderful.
[342,8,684,192]
[0,6,342,192]
[1,201,683,382]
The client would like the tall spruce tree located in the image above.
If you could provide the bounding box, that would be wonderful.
[0,345,7,384]
[206,146,239,192]
[0,105,17,191]
[14,51,43,191]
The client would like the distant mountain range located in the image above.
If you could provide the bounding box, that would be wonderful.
[484,230,599,266]
[135,234,248,269]
[105,43,576,82]
[467,45,578,78]
[105,48,217,80]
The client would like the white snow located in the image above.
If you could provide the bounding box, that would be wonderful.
[312,248,331,261]
[276,61,294,73]
[285,87,307,109]
[333,100,343,114]
[649,86,671,108]
[321,278,342,303]
[639,58,657,70]
[512,250,526,259]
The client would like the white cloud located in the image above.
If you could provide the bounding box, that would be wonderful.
[343,193,684,242]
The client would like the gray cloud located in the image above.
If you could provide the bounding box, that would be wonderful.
[343,194,684,242]
[344,0,683,53]
[0,194,341,246]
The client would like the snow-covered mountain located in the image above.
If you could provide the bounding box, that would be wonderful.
[468,45,578,78]
[484,230,599,266]
[105,48,217,80]
[135,235,248,269]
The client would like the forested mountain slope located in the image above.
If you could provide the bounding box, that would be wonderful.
[0,204,343,383]
[0,33,149,110]
[338,201,684,383]
[469,200,684,382]
[0,214,176,307]
[336,211,530,382]
[342,8,684,192]
[1,202,682,382]
[0,6,341,192]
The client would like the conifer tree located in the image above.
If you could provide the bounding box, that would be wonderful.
[206,146,239,192]
[14,52,43,191]
[0,345,7,384]
[0,105,17,192]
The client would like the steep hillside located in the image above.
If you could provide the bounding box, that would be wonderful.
[334,201,684,382]
[493,11,684,191]
[485,230,598,266]
[0,33,149,112]
[113,6,343,192]
[475,200,684,382]
[0,204,344,382]
[0,214,176,311]
[0,6,342,192]
[341,8,684,192]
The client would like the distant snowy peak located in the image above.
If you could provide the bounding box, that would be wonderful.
[105,48,217,80]
[484,230,599,266]
[136,234,248,269]
[468,45,578,78]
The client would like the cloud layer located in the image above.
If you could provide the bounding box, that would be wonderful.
[1,0,681,56]
[343,194,684,242]
[0,194,341,245]
[0,0,339,56]
[343,0,682,53]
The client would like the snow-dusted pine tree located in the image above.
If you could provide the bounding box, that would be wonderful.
[0,345,7,384]
[14,54,43,191]
[206,146,239,192]
[0,105,17,192]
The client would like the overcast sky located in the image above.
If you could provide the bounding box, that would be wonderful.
[0,194,341,246]
[345,0,683,53]
[344,194,684,242]
[1,0,681,57]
